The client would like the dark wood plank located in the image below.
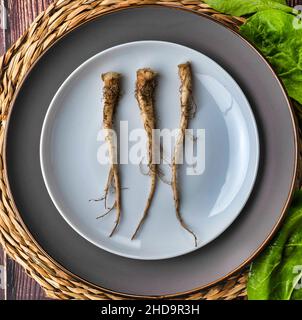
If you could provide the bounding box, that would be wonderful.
[0,0,8,301]
[0,0,7,55]
[6,259,47,300]
[7,0,53,45]
[4,0,53,300]
[288,0,302,6]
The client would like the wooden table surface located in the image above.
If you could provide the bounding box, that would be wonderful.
[0,0,53,300]
[0,0,302,300]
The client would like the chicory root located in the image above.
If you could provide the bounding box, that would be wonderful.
[100,72,122,237]
[131,68,158,240]
[172,62,198,247]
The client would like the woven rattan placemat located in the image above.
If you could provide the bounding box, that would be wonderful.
[0,0,296,300]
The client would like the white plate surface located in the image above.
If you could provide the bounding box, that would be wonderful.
[40,41,259,260]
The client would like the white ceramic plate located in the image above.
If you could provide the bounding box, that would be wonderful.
[40,41,259,260]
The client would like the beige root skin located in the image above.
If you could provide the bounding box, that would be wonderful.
[172,62,198,247]
[101,72,122,237]
[131,68,157,240]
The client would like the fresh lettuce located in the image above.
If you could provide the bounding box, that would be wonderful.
[203,0,294,16]
[203,0,302,300]
[248,191,302,300]
[240,9,302,105]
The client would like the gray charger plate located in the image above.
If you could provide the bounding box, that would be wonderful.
[5,6,298,297]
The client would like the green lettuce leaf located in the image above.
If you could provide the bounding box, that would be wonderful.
[240,9,302,105]
[270,230,302,299]
[203,0,293,16]
[204,0,302,301]
[248,191,302,300]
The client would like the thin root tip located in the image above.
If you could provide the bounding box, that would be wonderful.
[131,230,138,241]
[109,228,116,238]
[109,219,120,237]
